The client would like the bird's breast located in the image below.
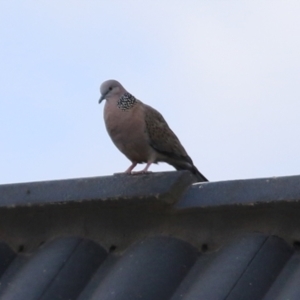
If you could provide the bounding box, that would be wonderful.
[103,103,155,163]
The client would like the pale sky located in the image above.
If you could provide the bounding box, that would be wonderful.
[1,1,300,184]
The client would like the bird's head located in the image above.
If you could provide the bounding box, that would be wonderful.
[99,80,125,103]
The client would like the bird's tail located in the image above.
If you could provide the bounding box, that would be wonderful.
[172,161,208,182]
[166,156,208,182]
[191,165,208,182]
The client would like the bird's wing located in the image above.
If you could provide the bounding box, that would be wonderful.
[143,103,192,163]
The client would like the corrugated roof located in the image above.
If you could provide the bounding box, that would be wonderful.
[0,171,299,299]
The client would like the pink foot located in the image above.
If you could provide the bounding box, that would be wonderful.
[113,162,137,175]
[124,162,138,174]
[131,161,153,175]
[113,162,153,175]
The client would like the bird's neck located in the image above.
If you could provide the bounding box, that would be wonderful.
[117,92,137,111]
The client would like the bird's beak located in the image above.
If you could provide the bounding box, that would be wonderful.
[98,94,105,104]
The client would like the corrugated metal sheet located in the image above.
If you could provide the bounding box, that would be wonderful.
[0,171,299,299]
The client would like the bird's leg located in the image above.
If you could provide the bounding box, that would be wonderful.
[124,162,137,174]
[132,162,152,175]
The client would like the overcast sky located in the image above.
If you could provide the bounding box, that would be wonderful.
[1,1,299,184]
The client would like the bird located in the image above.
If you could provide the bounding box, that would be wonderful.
[98,79,208,182]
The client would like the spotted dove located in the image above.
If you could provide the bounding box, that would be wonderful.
[98,79,208,182]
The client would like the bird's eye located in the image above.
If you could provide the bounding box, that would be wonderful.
[109,87,112,91]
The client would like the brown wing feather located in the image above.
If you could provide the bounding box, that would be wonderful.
[143,103,208,182]
[144,104,192,163]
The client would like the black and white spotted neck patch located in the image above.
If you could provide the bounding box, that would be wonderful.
[117,92,137,111]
